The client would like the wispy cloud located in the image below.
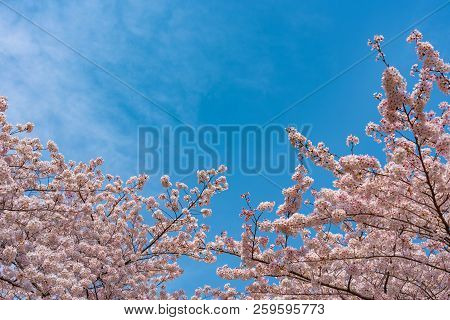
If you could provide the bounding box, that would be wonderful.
[0,0,240,176]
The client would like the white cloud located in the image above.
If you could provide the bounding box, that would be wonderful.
[0,0,218,176]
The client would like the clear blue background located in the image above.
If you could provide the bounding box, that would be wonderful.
[0,0,449,295]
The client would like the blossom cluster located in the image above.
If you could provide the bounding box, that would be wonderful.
[209,31,449,300]
[0,97,228,299]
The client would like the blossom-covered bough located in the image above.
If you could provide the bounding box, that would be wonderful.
[206,31,449,300]
[0,96,228,299]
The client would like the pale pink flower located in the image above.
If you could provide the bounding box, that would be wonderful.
[160,175,172,188]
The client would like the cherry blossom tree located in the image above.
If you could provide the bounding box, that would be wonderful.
[0,96,228,299]
[207,31,449,300]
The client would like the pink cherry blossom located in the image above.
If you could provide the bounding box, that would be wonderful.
[208,31,449,300]
[0,97,228,299]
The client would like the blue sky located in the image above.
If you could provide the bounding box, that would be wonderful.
[1,0,449,295]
